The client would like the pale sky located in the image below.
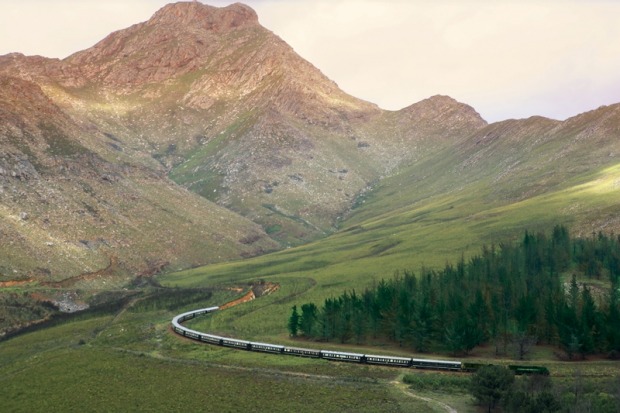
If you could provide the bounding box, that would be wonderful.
[1,0,620,123]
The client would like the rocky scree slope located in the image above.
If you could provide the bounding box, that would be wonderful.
[0,74,277,284]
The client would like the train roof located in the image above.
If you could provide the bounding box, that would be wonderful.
[250,341,284,348]
[364,354,411,361]
[411,358,461,365]
[320,349,365,357]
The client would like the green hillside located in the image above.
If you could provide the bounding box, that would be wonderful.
[158,168,619,340]
[3,160,620,411]
[4,101,620,412]
[2,2,620,410]
[159,106,620,343]
[0,295,430,413]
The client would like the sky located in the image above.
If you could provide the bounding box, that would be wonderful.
[1,0,619,123]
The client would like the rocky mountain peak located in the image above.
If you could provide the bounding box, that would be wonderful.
[397,94,487,133]
[146,1,258,33]
[400,95,480,117]
[61,2,261,88]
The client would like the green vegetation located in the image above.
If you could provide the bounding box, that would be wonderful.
[10,151,611,412]
[290,227,620,359]
[403,372,471,392]
[161,157,620,312]
[6,110,620,411]
[469,365,515,412]
[128,287,214,313]
[0,292,57,334]
[3,228,620,412]
[464,365,620,413]
[401,365,620,413]
[0,346,423,413]
[0,289,432,412]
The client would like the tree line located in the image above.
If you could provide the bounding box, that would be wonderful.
[288,226,620,358]
[467,364,619,413]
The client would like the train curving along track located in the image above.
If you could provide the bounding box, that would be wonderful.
[171,306,463,371]
[171,302,551,376]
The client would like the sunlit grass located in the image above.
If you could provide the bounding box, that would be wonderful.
[5,120,620,410]
[159,161,620,351]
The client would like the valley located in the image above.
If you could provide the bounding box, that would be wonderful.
[1,2,619,412]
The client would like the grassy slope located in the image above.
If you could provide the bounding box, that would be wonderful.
[3,162,619,411]
[1,287,616,412]
[0,294,431,413]
[159,106,620,341]
[3,107,620,410]
[156,171,620,357]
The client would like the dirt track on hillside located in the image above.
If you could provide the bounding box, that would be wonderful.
[391,379,458,413]
[219,282,279,310]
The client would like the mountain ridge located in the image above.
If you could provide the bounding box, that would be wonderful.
[0,1,618,285]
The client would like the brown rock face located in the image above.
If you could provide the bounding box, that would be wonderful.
[62,2,261,89]
[0,1,490,280]
[147,2,258,32]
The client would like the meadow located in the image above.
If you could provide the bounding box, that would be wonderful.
[0,292,435,412]
[2,153,620,411]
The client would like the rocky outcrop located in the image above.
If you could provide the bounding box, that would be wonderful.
[147,2,258,32]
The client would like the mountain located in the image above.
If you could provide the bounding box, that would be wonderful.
[1,1,618,291]
[344,103,620,245]
[0,74,277,285]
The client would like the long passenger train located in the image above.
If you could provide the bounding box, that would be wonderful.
[173,306,457,371]
[171,306,549,375]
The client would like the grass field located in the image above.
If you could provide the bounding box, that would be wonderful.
[0,296,439,412]
[3,139,620,411]
[3,301,616,412]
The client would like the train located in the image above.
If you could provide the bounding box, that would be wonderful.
[462,362,550,376]
[171,306,548,375]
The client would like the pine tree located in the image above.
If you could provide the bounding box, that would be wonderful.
[288,305,300,337]
[469,365,515,413]
[299,303,318,337]
[289,227,620,357]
